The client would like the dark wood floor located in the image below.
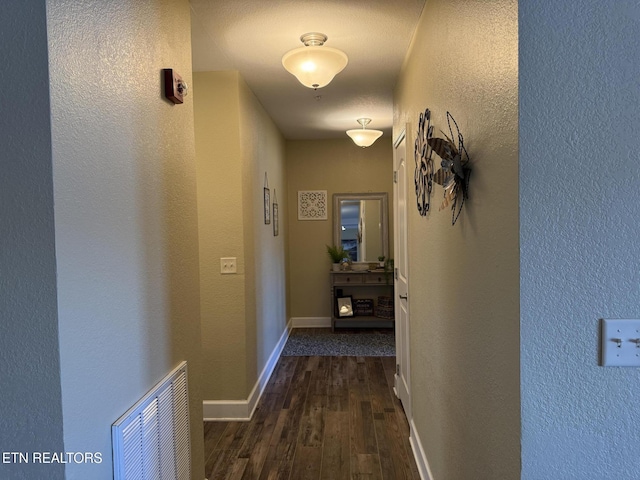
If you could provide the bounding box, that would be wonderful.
[203,355,420,480]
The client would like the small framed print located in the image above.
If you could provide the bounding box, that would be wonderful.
[273,202,279,236]
[264,187,271,224]
[353,298,374,316]
[336,296,354,318]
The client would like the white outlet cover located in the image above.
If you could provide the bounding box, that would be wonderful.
[600,319,640,367]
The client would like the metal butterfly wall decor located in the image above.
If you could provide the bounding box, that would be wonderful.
[414,108,434,216]
[428,112,471,225]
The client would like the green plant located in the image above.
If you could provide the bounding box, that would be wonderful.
[326,245,350,263]
[378,255,385,262]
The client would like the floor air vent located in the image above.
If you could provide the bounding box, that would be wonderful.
[112,361,190,480]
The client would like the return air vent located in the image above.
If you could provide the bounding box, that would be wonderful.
[112,362,190,480]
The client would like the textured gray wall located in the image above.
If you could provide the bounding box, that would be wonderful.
[47,0,204,478]
[394,0,519,477]
[520,1,640,478]
[0,1,65,479]
[2,1,205,478]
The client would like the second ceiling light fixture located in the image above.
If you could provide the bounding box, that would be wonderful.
[346,118,383,148]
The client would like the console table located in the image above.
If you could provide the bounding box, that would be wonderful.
[330,270,394,331]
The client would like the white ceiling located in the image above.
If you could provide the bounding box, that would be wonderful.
[190,0,427,140]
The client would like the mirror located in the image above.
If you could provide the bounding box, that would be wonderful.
[333,192,389,263]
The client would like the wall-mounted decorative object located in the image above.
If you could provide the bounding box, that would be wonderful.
[272,189,279,236]
[282,33,348,89]
[346,118,383,148]
[264,173,271,224]
[428,112,471,225]
[414,108,434,216]
[298,190,328,220]
[163,69,188,104]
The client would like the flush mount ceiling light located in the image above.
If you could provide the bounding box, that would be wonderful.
[346,118,383,148]
[282,33,348,89]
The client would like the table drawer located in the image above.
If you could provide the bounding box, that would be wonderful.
[332,274,363,285]
[363,273,387,284]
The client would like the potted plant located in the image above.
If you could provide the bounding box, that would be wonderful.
[378,255,385,268]
[327,245,350,271]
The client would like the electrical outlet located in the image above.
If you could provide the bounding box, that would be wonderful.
[220,257,237,274]
[600,319,640,367]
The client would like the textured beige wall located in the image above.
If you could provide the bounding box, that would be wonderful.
[286,139,393,318]
[194,71,248,400]
[194,71,287,401]
[237,76,288,385]
[394,0,519,478]
[47,0,204,477]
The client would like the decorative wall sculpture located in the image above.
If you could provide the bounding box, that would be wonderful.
[428,112,471,226]
[414,110,471,226]
[298,190,328,220]
[414,108,434,216]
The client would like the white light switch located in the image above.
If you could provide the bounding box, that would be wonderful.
[600,319,640,367]
[220,257,237,274]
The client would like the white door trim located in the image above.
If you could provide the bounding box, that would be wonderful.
[393,125,411,421]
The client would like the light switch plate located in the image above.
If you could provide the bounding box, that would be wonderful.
[600,319,640,367]
[220,257,237,274]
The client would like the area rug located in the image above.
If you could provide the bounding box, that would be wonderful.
[282,329,395,357]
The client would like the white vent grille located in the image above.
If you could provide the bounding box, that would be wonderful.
[112,362,190,480]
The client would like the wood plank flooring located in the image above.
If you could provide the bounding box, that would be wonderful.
[203,355,420,480]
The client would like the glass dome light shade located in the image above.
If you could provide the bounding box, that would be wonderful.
[282,46,348,89]
[346,128,383,148]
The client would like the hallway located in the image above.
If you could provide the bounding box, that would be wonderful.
[203,355,419,479]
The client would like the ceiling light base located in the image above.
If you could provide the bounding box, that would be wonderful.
[300,33,327,46]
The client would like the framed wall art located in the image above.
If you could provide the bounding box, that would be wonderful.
[297,190,327,220]
[264,173,270,224]
[273,189,279,236]
[336,296,354,317]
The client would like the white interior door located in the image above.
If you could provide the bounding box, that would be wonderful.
[393,128,411,419]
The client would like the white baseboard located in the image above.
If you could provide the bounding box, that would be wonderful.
[203,320,291,421]
[202,399,250,421]
[409,418,434,480]
[290,316,331,328]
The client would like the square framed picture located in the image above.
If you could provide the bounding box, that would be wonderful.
[336,296,354,318]
[298,190,327,220]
